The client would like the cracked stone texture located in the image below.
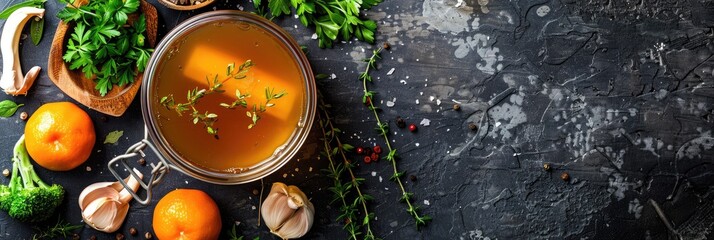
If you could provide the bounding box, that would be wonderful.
[1,0,714,239]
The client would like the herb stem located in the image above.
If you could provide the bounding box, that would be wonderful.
[318,96,377,240]
[318,118,359,240]
[360,47,431,228]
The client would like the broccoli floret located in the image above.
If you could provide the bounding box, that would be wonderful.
[0,135,65,223]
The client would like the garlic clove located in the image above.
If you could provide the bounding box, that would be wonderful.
[262,186,295,231]
[79,182,117,210]
[82,197,120,231]
[274,205,315,240]
[261,182,315,239]
[78,169,143,233]
[117,171,142,203]
[0,7,44,96]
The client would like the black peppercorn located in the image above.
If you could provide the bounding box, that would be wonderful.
[409,175,417,182]
[543,163,551,171]
[396,117,406,128]
[116,233,125,240]
[453,104,461,111]
[382,42,390,50]
[144,232,153,239]
[129,227,138,236]
[468,123,477,131]
[561,172,570,181]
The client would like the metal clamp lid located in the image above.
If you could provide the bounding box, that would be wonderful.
[107,126,181,205]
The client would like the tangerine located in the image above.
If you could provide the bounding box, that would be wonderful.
[24,102,95,171]
[153,189,222,240]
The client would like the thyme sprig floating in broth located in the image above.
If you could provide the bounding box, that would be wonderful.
[160,60,287,136]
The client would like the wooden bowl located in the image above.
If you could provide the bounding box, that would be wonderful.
[157,0,215,11]
[47,0,158,117]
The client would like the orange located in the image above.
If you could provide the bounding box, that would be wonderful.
[153,189,222,240]
[24,102,95,171]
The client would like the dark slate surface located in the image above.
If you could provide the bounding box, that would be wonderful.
[2,0,714,239]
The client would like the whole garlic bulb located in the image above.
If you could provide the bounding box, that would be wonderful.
[261,182,315,240]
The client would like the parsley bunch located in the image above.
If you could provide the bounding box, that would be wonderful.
[57,0,153,96]
[255,0,381,48]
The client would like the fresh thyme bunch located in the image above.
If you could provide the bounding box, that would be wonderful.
[318,89,378,240]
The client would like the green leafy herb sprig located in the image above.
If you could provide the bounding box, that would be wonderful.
[360,47,432,228]
[0,100,24,117]
[56,0,154,96]
[0,0,47,45]
[318,89,377,240]
[160,61,286,136]
[228,224,260,240]
[254,0,381,48]
[31,219,82,240]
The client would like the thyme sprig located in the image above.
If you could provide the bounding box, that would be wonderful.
[360,47,432,228]
[31,218,82,240]
[318,91,377,240]
[161,60,286,135]
[160,60,254,136]
[243,88,287,129]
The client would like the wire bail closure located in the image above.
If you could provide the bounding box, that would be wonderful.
[107,126,179,205]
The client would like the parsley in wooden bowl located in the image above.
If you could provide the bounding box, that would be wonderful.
[47,0,157,117]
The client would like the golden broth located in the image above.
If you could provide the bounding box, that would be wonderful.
[152,21,305,172]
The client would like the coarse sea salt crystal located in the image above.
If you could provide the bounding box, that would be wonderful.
[415,99,420,105]
[311,33,318,39]
[436,99,442,106]
[387,68,395,75]
[420,118,431,126]
[371,172,377,176]
[400,80,407,84]
[386,98,396,107]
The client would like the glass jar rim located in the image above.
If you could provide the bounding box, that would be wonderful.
[140,10,316,185]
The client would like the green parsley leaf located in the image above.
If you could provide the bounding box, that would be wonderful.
[103,130,123,144]
[0,100,24,118]
[58,0,153,96]
[258,0,382,48]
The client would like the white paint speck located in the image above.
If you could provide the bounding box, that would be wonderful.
[536,5,551,17]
